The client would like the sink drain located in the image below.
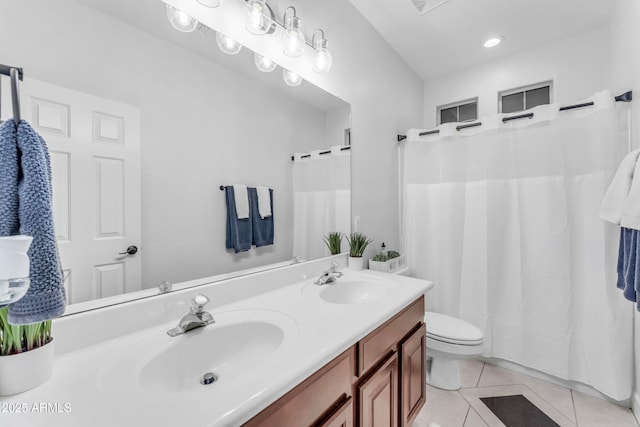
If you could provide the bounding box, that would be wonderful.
[200,372,218,385]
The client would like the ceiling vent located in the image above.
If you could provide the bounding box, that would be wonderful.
[409,0,452,15]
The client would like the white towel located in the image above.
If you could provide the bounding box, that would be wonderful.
[600,149,640,225]
[621,156,640,230]
[257,186,272,219]
[233,184,249,219]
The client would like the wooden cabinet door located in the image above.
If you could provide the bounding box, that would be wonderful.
[400,324,426,427]
[358,352,398,427]
[318,397,353,427]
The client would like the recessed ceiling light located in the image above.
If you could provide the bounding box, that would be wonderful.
[483,36,504,48]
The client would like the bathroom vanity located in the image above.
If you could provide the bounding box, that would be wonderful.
[244,296,426,427]
[0,257,432,427]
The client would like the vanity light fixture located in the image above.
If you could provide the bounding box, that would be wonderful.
[283,69,302,86]
[282,7,305,57]
[311,29,332,74]
[245,0,275,35]
[166,4,199,32]
[196,0,222,7]
[216,32,242,54]
[483,36,504,48]
[254,53,277,72]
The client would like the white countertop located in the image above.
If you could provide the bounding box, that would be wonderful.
[0,269,432,427]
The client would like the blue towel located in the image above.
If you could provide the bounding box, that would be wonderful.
[225,186,252,253]
[0,120,66,324]
[249,187,274,247]
[617,227,640,309]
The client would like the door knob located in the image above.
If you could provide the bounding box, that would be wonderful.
[119,245,138,255]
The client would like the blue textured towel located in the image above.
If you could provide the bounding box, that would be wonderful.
[0,120,66,324]
[617,227,640,309]
[225,186,252,253]
[249,187,274,247]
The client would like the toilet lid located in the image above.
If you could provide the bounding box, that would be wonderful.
[425,311,483,344]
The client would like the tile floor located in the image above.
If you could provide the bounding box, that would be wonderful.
[412,359,639,427]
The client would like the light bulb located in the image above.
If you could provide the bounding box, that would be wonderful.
[246,0,269,35]
[197,0,222,7]
[283,16,305,57]
[216,32,242,55]
[254,53,277,72]
[166,5,198,33]
[312,38,333,73]
[283,69,302,87]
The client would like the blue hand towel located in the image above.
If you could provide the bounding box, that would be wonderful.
[0,120,66,324]
[225,186,252,253]
[249,187,274,247]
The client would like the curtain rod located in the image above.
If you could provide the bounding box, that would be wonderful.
[397,90,633,142]
[290,145,351,162]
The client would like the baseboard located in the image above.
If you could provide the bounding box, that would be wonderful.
[632,392,640,424]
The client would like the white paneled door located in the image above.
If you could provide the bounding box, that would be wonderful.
[2,78,142,304]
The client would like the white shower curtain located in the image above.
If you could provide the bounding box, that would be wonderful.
[292,146,350,261]
[402,90,633,400]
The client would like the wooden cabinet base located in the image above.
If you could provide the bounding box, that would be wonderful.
[243,296,426,427]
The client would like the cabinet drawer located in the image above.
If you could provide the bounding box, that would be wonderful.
[358,296,424,376]
[243,346,356,427]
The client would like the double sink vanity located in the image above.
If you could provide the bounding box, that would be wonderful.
[0,256,433,427]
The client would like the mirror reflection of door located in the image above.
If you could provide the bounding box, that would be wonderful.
[14,78,142,304]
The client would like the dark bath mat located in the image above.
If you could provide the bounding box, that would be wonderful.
[479,394,560,427]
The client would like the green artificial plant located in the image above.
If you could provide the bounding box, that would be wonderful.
[0,307,51,356]
[346,232,373,258]
[323,232,343,255]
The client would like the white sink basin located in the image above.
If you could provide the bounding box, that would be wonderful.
[98,309,298,394]
[303,276,391,305]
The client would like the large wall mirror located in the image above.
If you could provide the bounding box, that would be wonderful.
[0,0,351,313]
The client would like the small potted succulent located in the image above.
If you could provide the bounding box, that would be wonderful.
[323,232,343,255]
[346,232,373,271]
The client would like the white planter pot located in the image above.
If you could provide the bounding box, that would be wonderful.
[348,256,364,271]
[0,339,54,396]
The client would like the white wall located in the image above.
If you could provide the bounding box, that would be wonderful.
[0,0,331,292]
[325,105,351,148]
[423,27,610,128]
[608,0,640,417]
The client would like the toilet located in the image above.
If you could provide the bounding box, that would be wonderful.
[424,311,484,390]
[392,266,484,391]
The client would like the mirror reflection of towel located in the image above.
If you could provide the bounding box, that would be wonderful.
[233,184,249,219]
[225,186,252,253]
[256,186,272,219]
[249,188,273,247]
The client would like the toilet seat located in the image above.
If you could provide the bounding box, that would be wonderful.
[425,312,483,346]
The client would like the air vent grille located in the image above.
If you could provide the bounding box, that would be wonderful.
[409,0,452,15]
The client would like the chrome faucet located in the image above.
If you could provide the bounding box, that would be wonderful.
[167,294,215,337]
[314,262,343,286]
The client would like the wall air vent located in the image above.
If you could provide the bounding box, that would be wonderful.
[409,0,452,15]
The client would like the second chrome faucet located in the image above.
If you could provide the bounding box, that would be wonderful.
[167,294,215,337]
[314,262,343,286]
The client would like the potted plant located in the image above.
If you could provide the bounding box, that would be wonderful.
[368,249,406,273]
[346,232,373,271]
[0,307,54,396]
[323,232,343,255]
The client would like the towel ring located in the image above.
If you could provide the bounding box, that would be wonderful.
[9,67,20,126]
